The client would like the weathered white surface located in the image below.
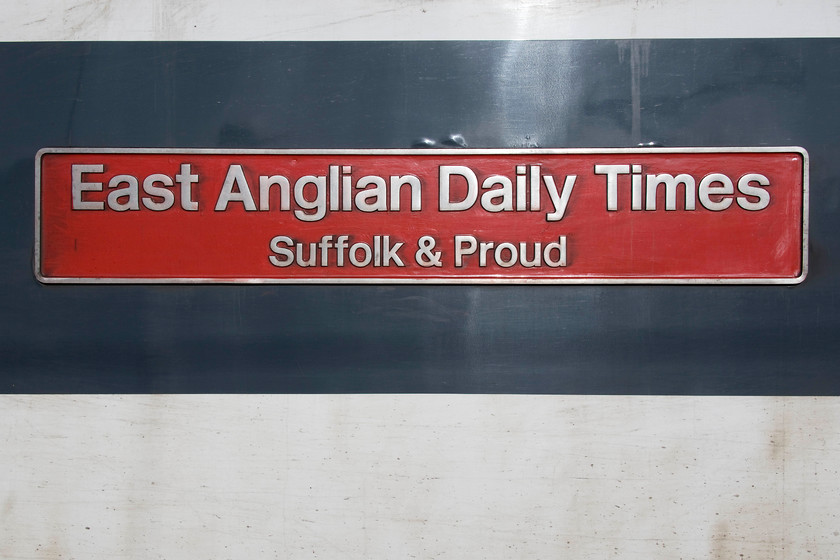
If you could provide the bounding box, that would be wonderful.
[3,0,840,41]
[2,395,839,558]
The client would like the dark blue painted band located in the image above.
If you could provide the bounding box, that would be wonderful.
[1,40,837,394]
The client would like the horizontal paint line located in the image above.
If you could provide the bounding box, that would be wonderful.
[2,0,840,41]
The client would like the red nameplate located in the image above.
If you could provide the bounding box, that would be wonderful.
[36,148,808,284]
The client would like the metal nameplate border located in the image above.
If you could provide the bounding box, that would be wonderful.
[35,146,809,285]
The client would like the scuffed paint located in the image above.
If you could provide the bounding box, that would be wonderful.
[1,395,838,558]
[3,0,840,41]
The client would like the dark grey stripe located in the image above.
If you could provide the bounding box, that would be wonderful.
[1,40,838,394]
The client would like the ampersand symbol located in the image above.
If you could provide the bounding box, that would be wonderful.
[415,236,442,267]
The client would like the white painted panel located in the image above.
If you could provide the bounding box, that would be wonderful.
[2,395,839,558]
[2,0,840,41]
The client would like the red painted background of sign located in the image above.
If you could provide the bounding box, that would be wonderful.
[36,149,806,283]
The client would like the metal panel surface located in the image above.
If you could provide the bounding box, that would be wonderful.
[2,40,839,393]
[3,394,839,559]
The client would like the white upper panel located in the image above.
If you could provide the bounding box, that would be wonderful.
[3,0,838,41]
